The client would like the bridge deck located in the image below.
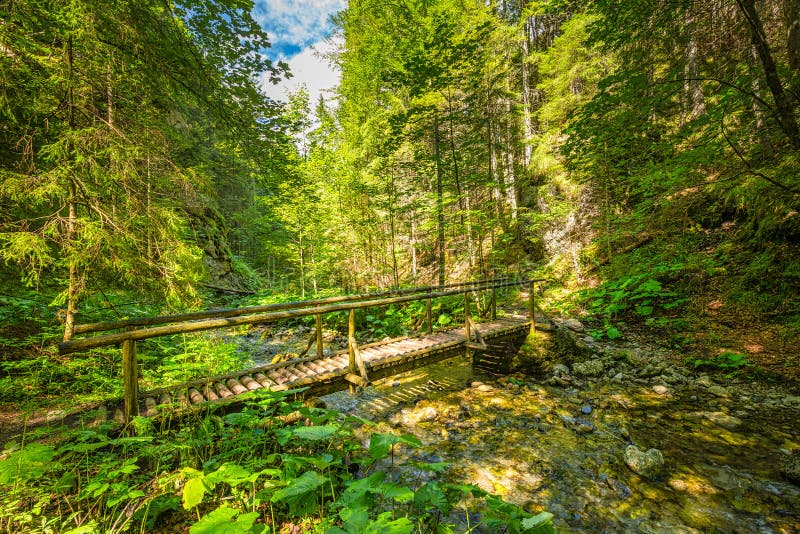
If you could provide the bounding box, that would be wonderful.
[121,316,531,420]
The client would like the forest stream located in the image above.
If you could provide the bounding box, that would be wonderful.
[248,327,800,533]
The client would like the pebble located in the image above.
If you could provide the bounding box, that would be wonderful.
[652,385,669,395]
[690,395,698,401]
[576,422,594,434]
[392,381,401,387]
[581,405,592,415]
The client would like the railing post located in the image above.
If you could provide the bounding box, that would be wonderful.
[315,313,323,357]
[348,309,356,393]
[464,291,471,341]
[529,281,536,334]
[490,278,497,320]
[122,328,139,423]
[425,297,432,334]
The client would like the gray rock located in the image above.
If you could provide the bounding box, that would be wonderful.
[782,395,800,407]
[572,359,605,377]
[652,385,669,395]
[624,445,665,478]
[583,335,595,344]
[562,318,585,332]
[703,411,742,430]
[696,375,714,388]
[552,363,570,377]
[576,422,594,434]
[612,373,624,382]
[780,451,800,484]
[581,404,592,415]
[707,385,729,397]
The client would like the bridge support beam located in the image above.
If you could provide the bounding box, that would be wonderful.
[529,281,537,335]
[122,332,139,422]
[315,314,323,357]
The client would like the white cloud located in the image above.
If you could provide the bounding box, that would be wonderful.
[255,0,345,55]
[263,37,341,108]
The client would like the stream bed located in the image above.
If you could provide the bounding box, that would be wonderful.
[317,343,800,533]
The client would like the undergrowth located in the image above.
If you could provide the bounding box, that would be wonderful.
[0,389,555,533]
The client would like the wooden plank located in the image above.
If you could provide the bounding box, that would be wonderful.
[175,389,189,408]
[215,382,233,398]
[240,375,261,391]
[188,388,205,404]
[203,384,219,401]
[226,378,248,395]
[253,373,274,388]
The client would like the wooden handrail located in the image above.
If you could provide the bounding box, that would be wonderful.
[72,277,513,335]
[59,278,540,354]
[62,276,544,423]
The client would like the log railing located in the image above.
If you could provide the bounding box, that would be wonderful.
[59,277,544,422]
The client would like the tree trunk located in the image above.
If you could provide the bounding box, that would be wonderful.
[520,18,534,166]
[298,232,305,298]
[682,15,706,124]
[410,216,418,284]
[64,35,78,342]
[737,0,800,148]
[434,112,446,286]
[786,0,800,70]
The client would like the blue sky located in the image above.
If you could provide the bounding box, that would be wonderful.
[254,0,346,104]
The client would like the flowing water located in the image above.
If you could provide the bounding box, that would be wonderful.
[320,354,800,533]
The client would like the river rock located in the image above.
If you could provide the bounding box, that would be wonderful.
[624,445,665,478]
[703,411,742,430]
[652,385,669,395]
[552,363,570,377]
[707,385,729,397]
[581,404,592,415]
[562,318,585,332]
[572,359,605,377]
[576,422,594,434]
[780,450,800,485]
[782,395,800,407]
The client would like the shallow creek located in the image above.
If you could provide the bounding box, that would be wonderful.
[319,355,800,533]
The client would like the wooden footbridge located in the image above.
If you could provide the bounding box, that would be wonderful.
[59,278,545,423]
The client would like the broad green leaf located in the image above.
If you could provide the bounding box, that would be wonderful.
[379,483,414,503]
[190,505,259,534]
[521,511,556,532]
[271,470,327,514]
[414,482,449,514]
[206,463,252,486]
[291,425,339,441]
[368,512,414,533]
[183,477,210,510]
[0,443,56,484]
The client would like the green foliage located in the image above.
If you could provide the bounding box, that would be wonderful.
[0,390,555,532]
[689,351,754,377]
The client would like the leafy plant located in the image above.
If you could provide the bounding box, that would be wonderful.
[0,389,556,532]
[689,351,754,376]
